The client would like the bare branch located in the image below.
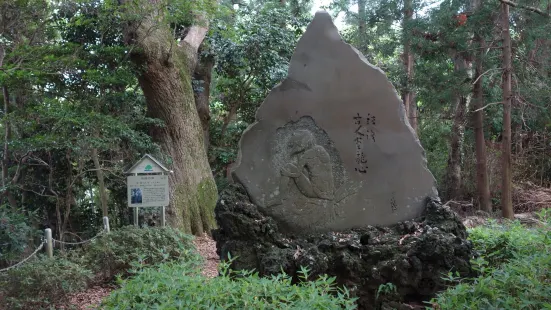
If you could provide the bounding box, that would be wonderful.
[472,68,502,85]
[11,151,32,184]
[179,14,209,54]
[472,101,503,112]
[497,0,550,17]
[19,186,56,198]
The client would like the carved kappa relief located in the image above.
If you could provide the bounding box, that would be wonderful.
[267,129,334,204]
[265,117,358,231]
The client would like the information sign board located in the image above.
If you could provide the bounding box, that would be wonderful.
[127,175,169,207]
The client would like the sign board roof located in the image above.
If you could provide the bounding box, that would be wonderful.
[125,154,170,174]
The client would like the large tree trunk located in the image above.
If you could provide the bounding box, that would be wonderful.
[472,0,492,212]
[444,56,471,200]
[500,1,514,219]
[122,1,218,235]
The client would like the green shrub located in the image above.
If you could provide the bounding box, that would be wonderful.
[537,208,551,224]
[0,256,92,309]
[429,251,551,309]
[429,222,551,309]
[74,226,200,282]
[468,220,550,267]
[101,262,357,309]
[0,206,39,266]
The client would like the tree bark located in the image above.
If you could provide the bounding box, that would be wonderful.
[193,53,215,152]
[472,0,492,212]
[444,56,471,200]
[2,85,16,208]
[500,2,514,219]
[358,0,368,53]
[91,148,108,217]
[409,93,418,132]
[122,1,218,235]
[402,0,417,132]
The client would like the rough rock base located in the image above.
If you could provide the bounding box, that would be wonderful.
[212,184,474,309]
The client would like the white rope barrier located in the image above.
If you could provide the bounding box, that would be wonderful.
[0,217,110,271]
[0,242,45,273]
[52,231,104,246]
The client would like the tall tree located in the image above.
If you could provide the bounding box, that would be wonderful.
[472,0,491,212]
[120,0,218,234]
[500,0,514,218]
[402,0,417,132]
[357,0,368,52]
[444,54,471,200]
[438,3,472,201]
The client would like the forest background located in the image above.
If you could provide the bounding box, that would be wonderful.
[1,0,550,267]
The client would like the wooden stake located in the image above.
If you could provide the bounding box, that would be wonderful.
[103,216,110,232]
[45,228,53,258]
[134,207,139,227]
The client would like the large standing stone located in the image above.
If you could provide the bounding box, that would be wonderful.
[232,11,438,234]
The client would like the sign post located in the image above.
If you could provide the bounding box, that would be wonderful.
[125,154,171,227]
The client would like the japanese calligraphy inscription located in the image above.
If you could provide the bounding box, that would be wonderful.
[353,112,377,173]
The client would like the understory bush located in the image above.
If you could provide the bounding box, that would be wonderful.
[102,261,357,309]
[468,220,550,266]
[0,206,39,266]
[75,226,200,282]
[0,256,93,309]
[429,220,551,309]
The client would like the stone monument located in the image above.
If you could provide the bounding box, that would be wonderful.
[232,10,438,234]
[214,11,472,309]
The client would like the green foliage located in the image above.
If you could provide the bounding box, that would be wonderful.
[430,250,551,309]
[207,1,310,187]
[0,0,163,235]
[468,220,550,267]
[376,282,398,300]
[0,206,39,265]
[102,261,357,309]
[537,208,551,224]
[430,221,551,309]
[0,256,93,309]
[418,116,451,187]
[75,226,200,282]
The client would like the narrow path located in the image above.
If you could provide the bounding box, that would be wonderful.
[193,233,220,278]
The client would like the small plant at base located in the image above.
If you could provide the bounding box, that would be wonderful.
[536,208,551,224]
[376,282,397,300]
[102,260,358,309]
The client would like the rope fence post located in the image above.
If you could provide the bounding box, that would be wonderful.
[103,216,110,233]
[134,207,139,227]
[45,228,53,259]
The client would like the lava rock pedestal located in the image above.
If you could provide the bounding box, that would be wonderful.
[212,184,473,309]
